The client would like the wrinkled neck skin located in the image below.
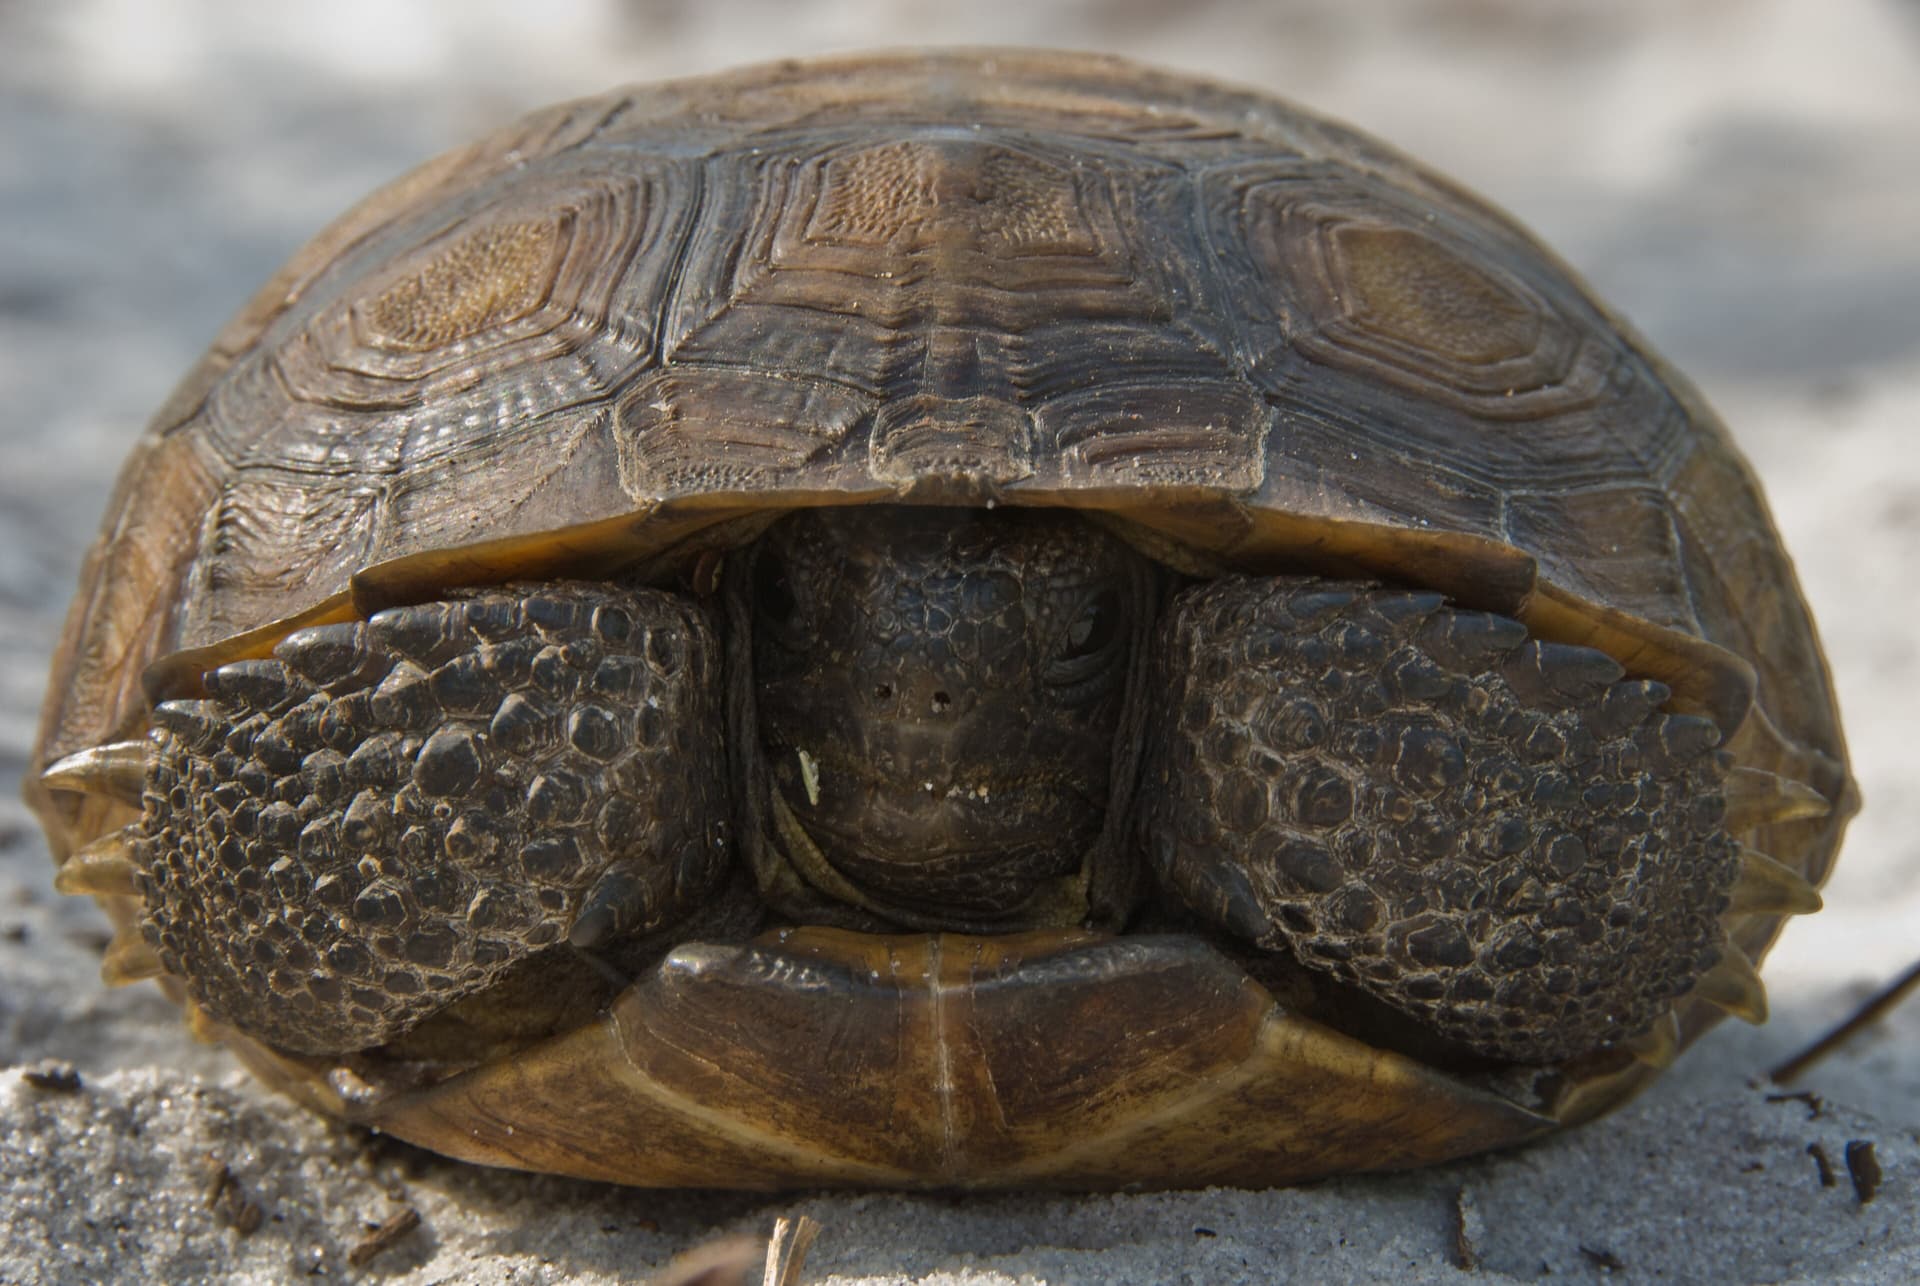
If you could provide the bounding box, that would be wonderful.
[738,506,1161,930]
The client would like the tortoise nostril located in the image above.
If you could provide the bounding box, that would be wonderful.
[931,690,952,714]
[874,683,893,700]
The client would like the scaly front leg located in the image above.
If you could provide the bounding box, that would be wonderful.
[1140,577,1812,1065]
[46,582,733,1056]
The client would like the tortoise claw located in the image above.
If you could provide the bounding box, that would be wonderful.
[40,741,153,807]
[1728,846,1823,916]
[1623,1011,1680,1069]
[53,826,143,897]
[1695,943,1768,1024]
[1723,768,1831,828]
[763,1215,822,1286]
[100,931,166,987]
[183,999,232,1046]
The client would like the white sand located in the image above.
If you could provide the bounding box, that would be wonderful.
[3,2,1915,1281]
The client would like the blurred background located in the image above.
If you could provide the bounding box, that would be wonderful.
[2,1,1917,1280]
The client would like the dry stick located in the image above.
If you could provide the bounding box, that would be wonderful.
[763,1215,821,1286]
[1769,956,1920,1085]
[646,1235,762,1286]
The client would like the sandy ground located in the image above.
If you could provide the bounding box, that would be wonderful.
[2,1,1916,1282]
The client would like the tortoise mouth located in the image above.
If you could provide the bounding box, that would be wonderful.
[772,746,1106,862]
[758,676,1113,912]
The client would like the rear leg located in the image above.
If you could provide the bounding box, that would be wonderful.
[1141,577,1764,1065]
[49,582,733,1056]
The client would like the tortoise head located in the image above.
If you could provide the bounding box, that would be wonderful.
[748,508,1156,919]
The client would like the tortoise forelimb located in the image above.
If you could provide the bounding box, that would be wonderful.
[1141,575,1744,1066]
[127,580,736,1056]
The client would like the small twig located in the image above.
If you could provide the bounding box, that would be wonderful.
[646,1236,760,1286]
[1449,1186,1481,1271]
[202,1156,265,1236]
[347,1206,421,1269]
[20,1061,83,1094]
[763,1214,821,1286]
[1844,1141,1883,1205]
[1806,1142,1837,1188]
[1769,957,1920,1084]
[1578,1245,1626,1273]
[1763,1089,1825,1119]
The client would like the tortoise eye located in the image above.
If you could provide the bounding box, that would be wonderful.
[1062,589,1123,661]
[1047,588,1128,697]
[753,552,798,627]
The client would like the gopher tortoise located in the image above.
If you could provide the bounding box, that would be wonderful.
[31,50,1854,1189]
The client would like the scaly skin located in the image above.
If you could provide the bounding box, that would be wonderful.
[1143,577,1737,1064]
[136,583,730,1054]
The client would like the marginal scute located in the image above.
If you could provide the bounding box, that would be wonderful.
[1504,486,1693,630]
[868,393,1036,491]
[613,369,875,495]
[1044,384,1270,491]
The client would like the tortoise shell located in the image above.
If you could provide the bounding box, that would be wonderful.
[30,49,1853,1189]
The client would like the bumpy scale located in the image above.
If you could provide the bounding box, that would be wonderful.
[130,583,730,1054]
[1144,578,1740,1064]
